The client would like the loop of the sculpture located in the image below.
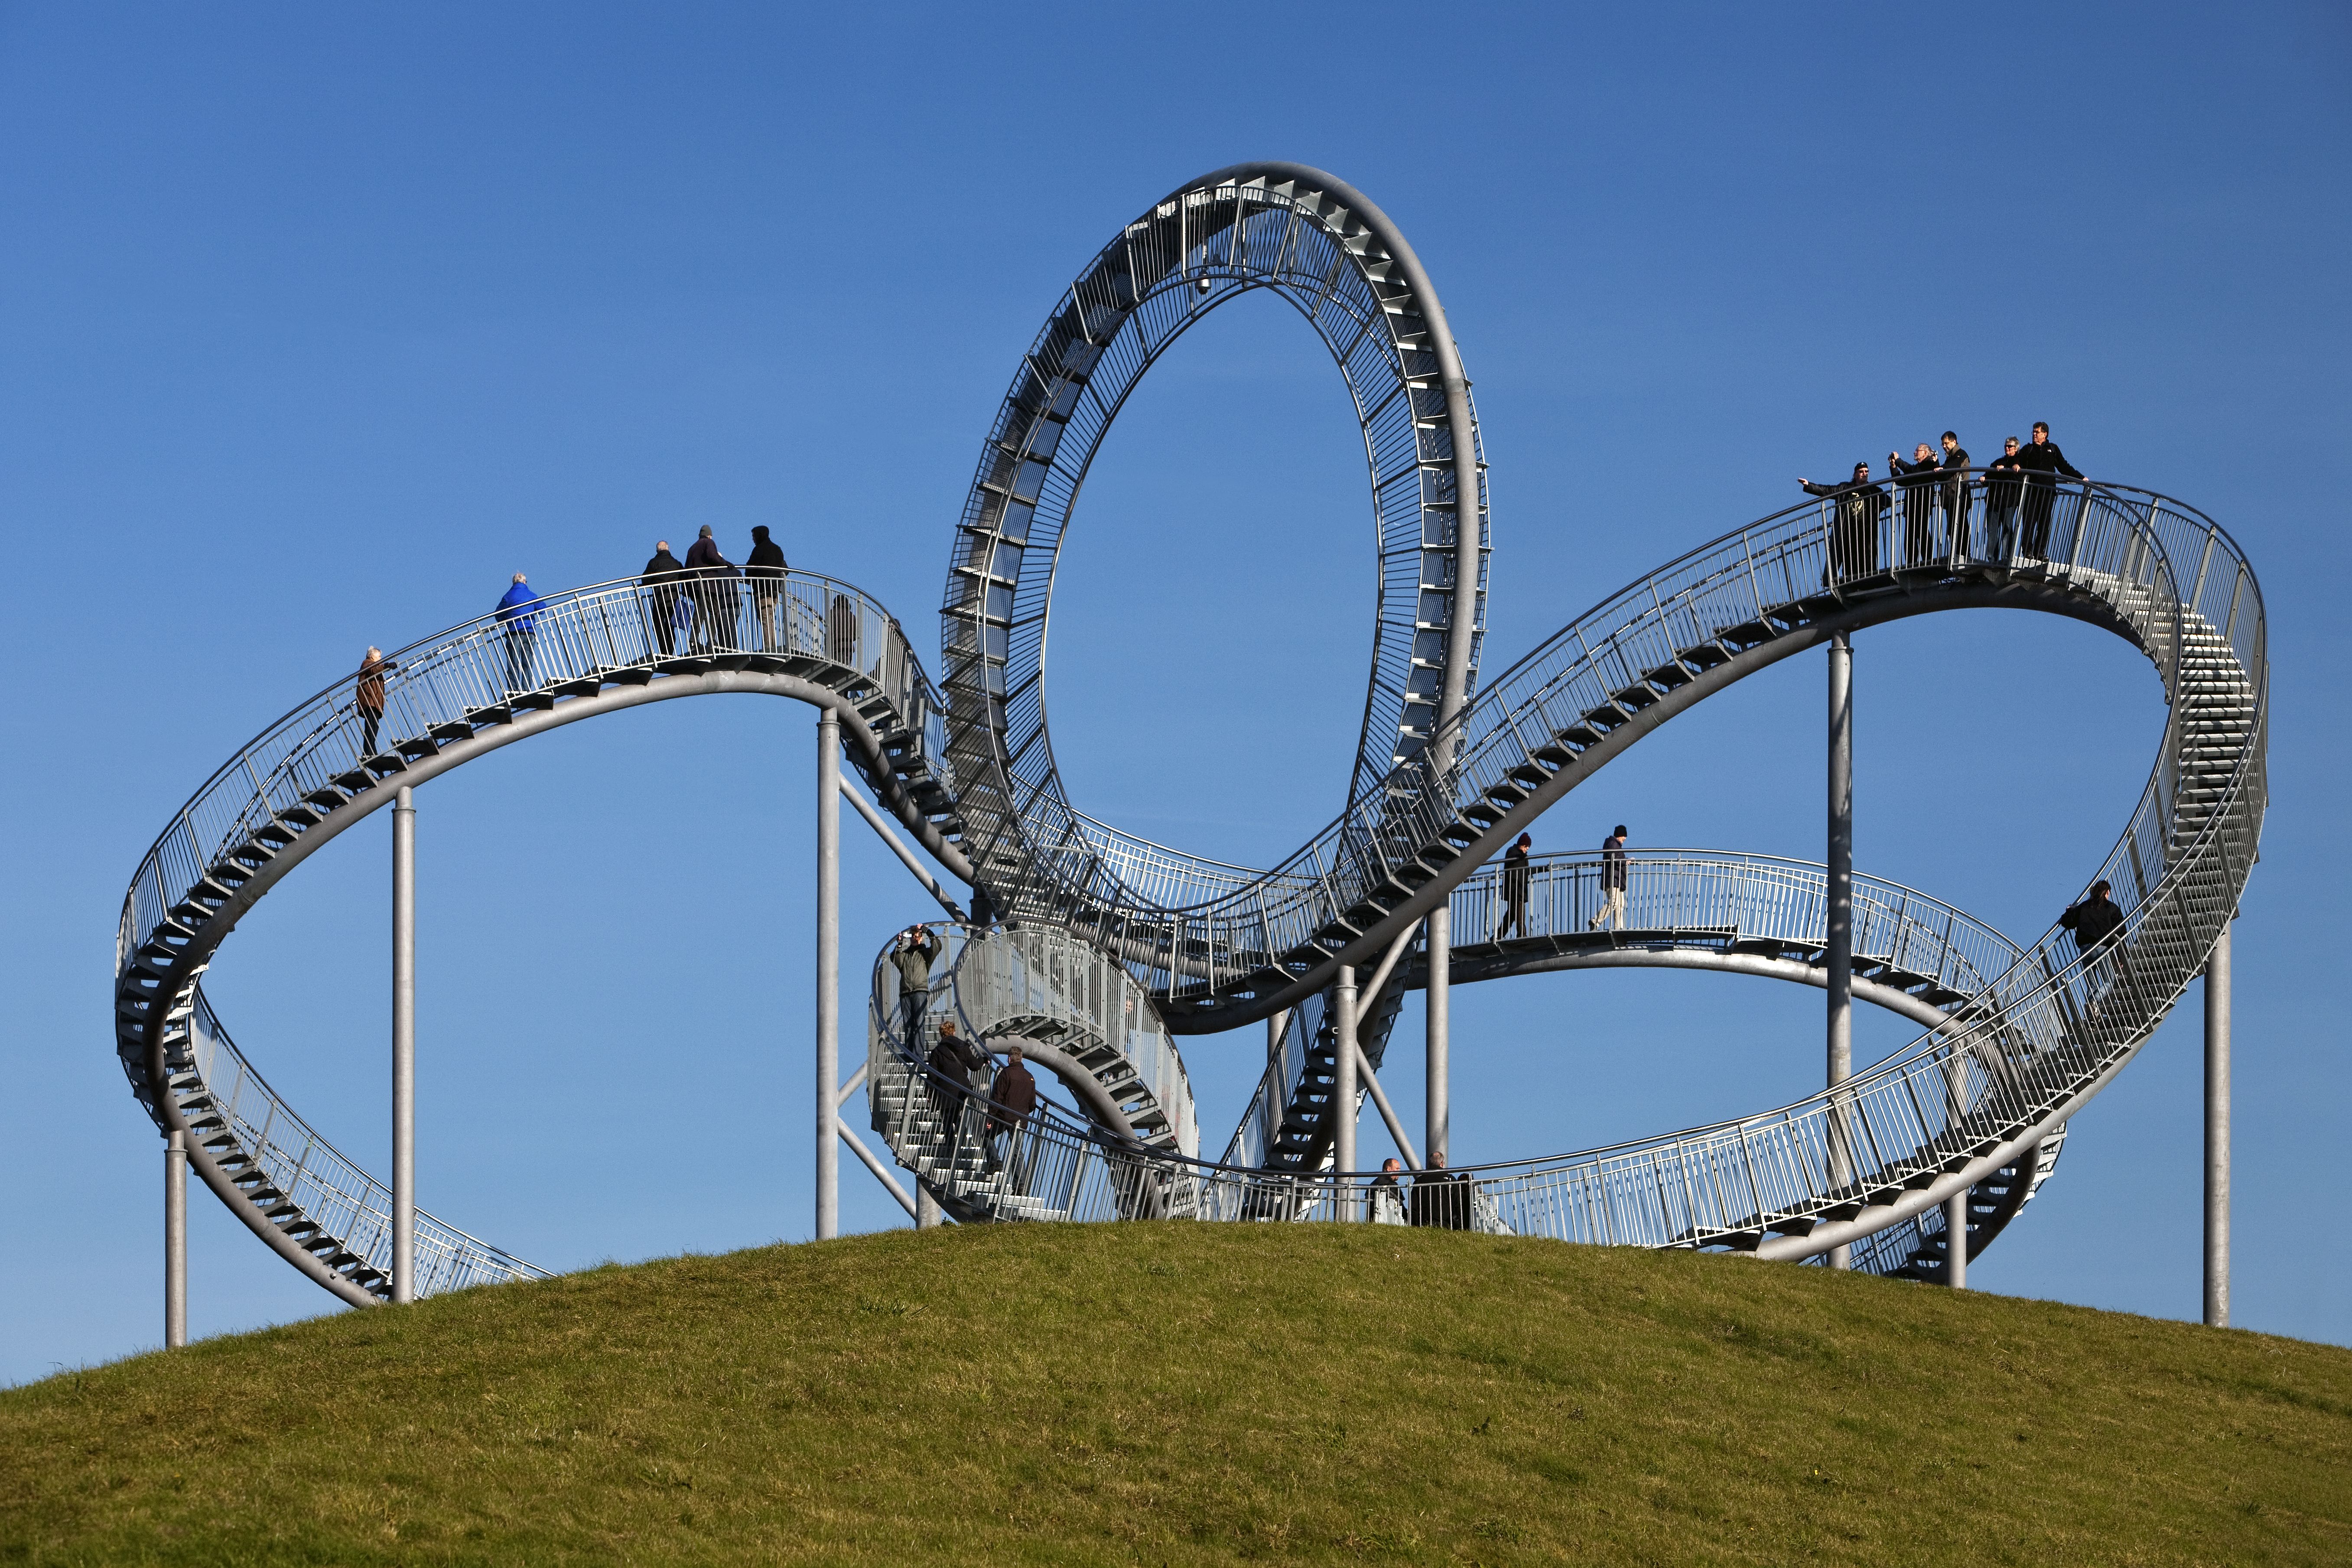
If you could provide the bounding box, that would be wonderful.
[937,162,1490,920]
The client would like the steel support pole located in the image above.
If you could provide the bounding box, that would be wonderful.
[1265,1007,1288,1158]
[164,1129,186,1347]
[392,784,416,1304]
[816,710,841,1242]
[915,1184,943,1229]
[1945,1189,1968,1290]
[1425,907,1450,1167]
[1826,633,1854,1271]
[1334,964,1358,1216]
[2204,921,2232,1328]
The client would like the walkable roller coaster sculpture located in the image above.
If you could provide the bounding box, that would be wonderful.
[117,164,2264,1337]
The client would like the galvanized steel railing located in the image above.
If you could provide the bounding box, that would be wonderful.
[181,989,545,1293]
[117,568,956,1299]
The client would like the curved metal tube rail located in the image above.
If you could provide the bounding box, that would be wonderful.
[115,569,965,1303]
[940,162,1490,917]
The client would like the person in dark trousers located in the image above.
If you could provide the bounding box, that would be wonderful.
[495,574,543,694]
[2015,421,2085,561]
[1410,1152,1471,1230]
[1497,833,1533,940]
[1984,437,2026,559]
[988,1044,1040,1182]
[1935,431,1973,553]
[926,1019,988,1136]
[746,524,788,652]
[1591,825,1629,930]
[827,587,862,670]
[355,646,394,758]
[892,924,942,1040]
[641,541,687,658]
[683,525,740,654]
[1799,462,1887,582]
[1890,442,1941,567]
[2059,878,2128,1015]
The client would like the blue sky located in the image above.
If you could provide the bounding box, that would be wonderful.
[3,3,2345,1384]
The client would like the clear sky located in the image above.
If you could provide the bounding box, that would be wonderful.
[3,3,2345,1385]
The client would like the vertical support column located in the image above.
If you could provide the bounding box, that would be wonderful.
[164,1129,187,1347]
[915,1185,942,1230]
[1425,908,1451,1168]
[815,709,841,1242]
[1265,1007,1288,1158]
[392,783,416,1304]
[1825,633,1854,1271]
[1945,1188,1968,1290]
[1333,964,1358,1217]
[2204,921,2232,1328]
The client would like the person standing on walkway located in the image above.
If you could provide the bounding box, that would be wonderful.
[988,1044,1040,1183]
[641,541,687,658]
[1890,442,1940,568]
[1984,437,2026,559]
[1590,825,1629,931]
[746,524,788,653]
[1799,462,1886,582]
[1935,432,1973,556]
[495,574,543,695]
[683,525,740,654]
[1496,833,1533,940]
[355,646,394,758]
[1370,1157,1407,1225]
[2015,421,2085,561]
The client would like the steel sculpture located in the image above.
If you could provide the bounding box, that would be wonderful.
[117,164,2261,1333]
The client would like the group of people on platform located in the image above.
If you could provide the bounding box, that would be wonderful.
[1799,422,2084,579]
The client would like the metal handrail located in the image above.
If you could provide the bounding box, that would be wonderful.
[115,567,958,1299]
[860,488,2263,1260]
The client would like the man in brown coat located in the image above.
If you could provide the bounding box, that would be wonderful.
[988,1044,1039,1182]
[355,646,393,758]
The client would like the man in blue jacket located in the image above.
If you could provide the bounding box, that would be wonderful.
[496,573,545,694]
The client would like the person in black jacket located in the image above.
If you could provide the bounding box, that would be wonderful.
[1590,825,1629,931]
[1496,833,1533,940]
[746,524,788,652]
[926,1019,988,1137]
[2060,879,2128,1014]
[1935,432,1972,554]
[2015,422,2085,561]
[1890,442,1941,567]
[1800,462,1887,582]
[1983,438,2025,560]
[640,540,687,658]
[683,525,741,655]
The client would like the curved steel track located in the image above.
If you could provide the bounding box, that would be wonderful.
[115,164,2262,1306]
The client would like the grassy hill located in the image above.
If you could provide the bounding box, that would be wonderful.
[4,1225,2347,1565]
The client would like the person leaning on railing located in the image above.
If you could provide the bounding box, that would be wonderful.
[1370,1158,1407,1224]
[746,524,787,653]
[1935,431,1972,552]
[1984,437,2026,558]
[1409,1152,1472,1230]
[1798,462,1887,582]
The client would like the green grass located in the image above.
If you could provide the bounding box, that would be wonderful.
[4,1226,2348,1565]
